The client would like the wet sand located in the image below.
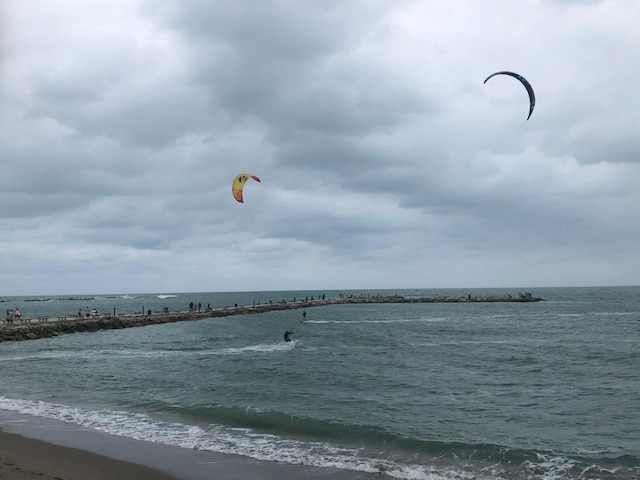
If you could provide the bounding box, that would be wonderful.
[0,428,179,480]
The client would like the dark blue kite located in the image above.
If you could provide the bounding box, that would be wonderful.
[484,71,536,120]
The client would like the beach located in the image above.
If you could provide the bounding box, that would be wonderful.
[0,412,383,480]
[0,428,179,480]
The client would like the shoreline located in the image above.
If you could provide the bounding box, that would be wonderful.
[0,412,382,480]
[0,294,543,342]
[0,428,180,480]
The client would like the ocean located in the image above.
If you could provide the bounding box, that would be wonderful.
[1,287,638,479]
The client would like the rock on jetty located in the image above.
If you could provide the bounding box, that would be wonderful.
[0,294,543,342]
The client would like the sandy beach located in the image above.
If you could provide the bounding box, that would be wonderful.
[0,415,382,480]
[0,428,179,480]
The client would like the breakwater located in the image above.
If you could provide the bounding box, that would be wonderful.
[0,294,543,342]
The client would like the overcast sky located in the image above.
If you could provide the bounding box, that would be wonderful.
[1,0,639,295]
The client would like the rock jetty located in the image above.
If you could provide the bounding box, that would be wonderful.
[0,294,543,342]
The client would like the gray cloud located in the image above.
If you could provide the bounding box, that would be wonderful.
[1,0,639,295]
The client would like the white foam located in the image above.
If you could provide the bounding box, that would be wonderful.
[157,294,178,299]
[1,344,298,363]
[219,342,296,355]
[524,453,577,480]
[306,318,445,325]
[0,396,473,480]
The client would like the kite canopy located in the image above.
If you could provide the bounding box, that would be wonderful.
[484,71,536,120]
[232,173,261,203]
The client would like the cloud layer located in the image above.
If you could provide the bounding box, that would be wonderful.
[1,0,639,294]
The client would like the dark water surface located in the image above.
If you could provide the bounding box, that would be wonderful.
[1,287,639,479]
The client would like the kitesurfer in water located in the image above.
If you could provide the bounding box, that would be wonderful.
[284,330,294,342]
[301,311,307,322]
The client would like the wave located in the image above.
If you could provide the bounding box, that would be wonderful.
[121,295,137,299]
[306,317,446,324]
[2,343,297,362]
[0,397,637,480]
[218,342,296,355]
[55,297,98,301]
[157,294,178,299]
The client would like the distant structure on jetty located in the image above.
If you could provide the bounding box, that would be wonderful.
[1,293,543,342]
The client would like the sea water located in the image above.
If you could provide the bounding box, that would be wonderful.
[0,287,638,479]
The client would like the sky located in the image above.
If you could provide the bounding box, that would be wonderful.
[1,0,639,295]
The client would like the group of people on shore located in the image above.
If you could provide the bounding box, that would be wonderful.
[77,307,99,318]
[4,308,22,324]
[189,302,213,312]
